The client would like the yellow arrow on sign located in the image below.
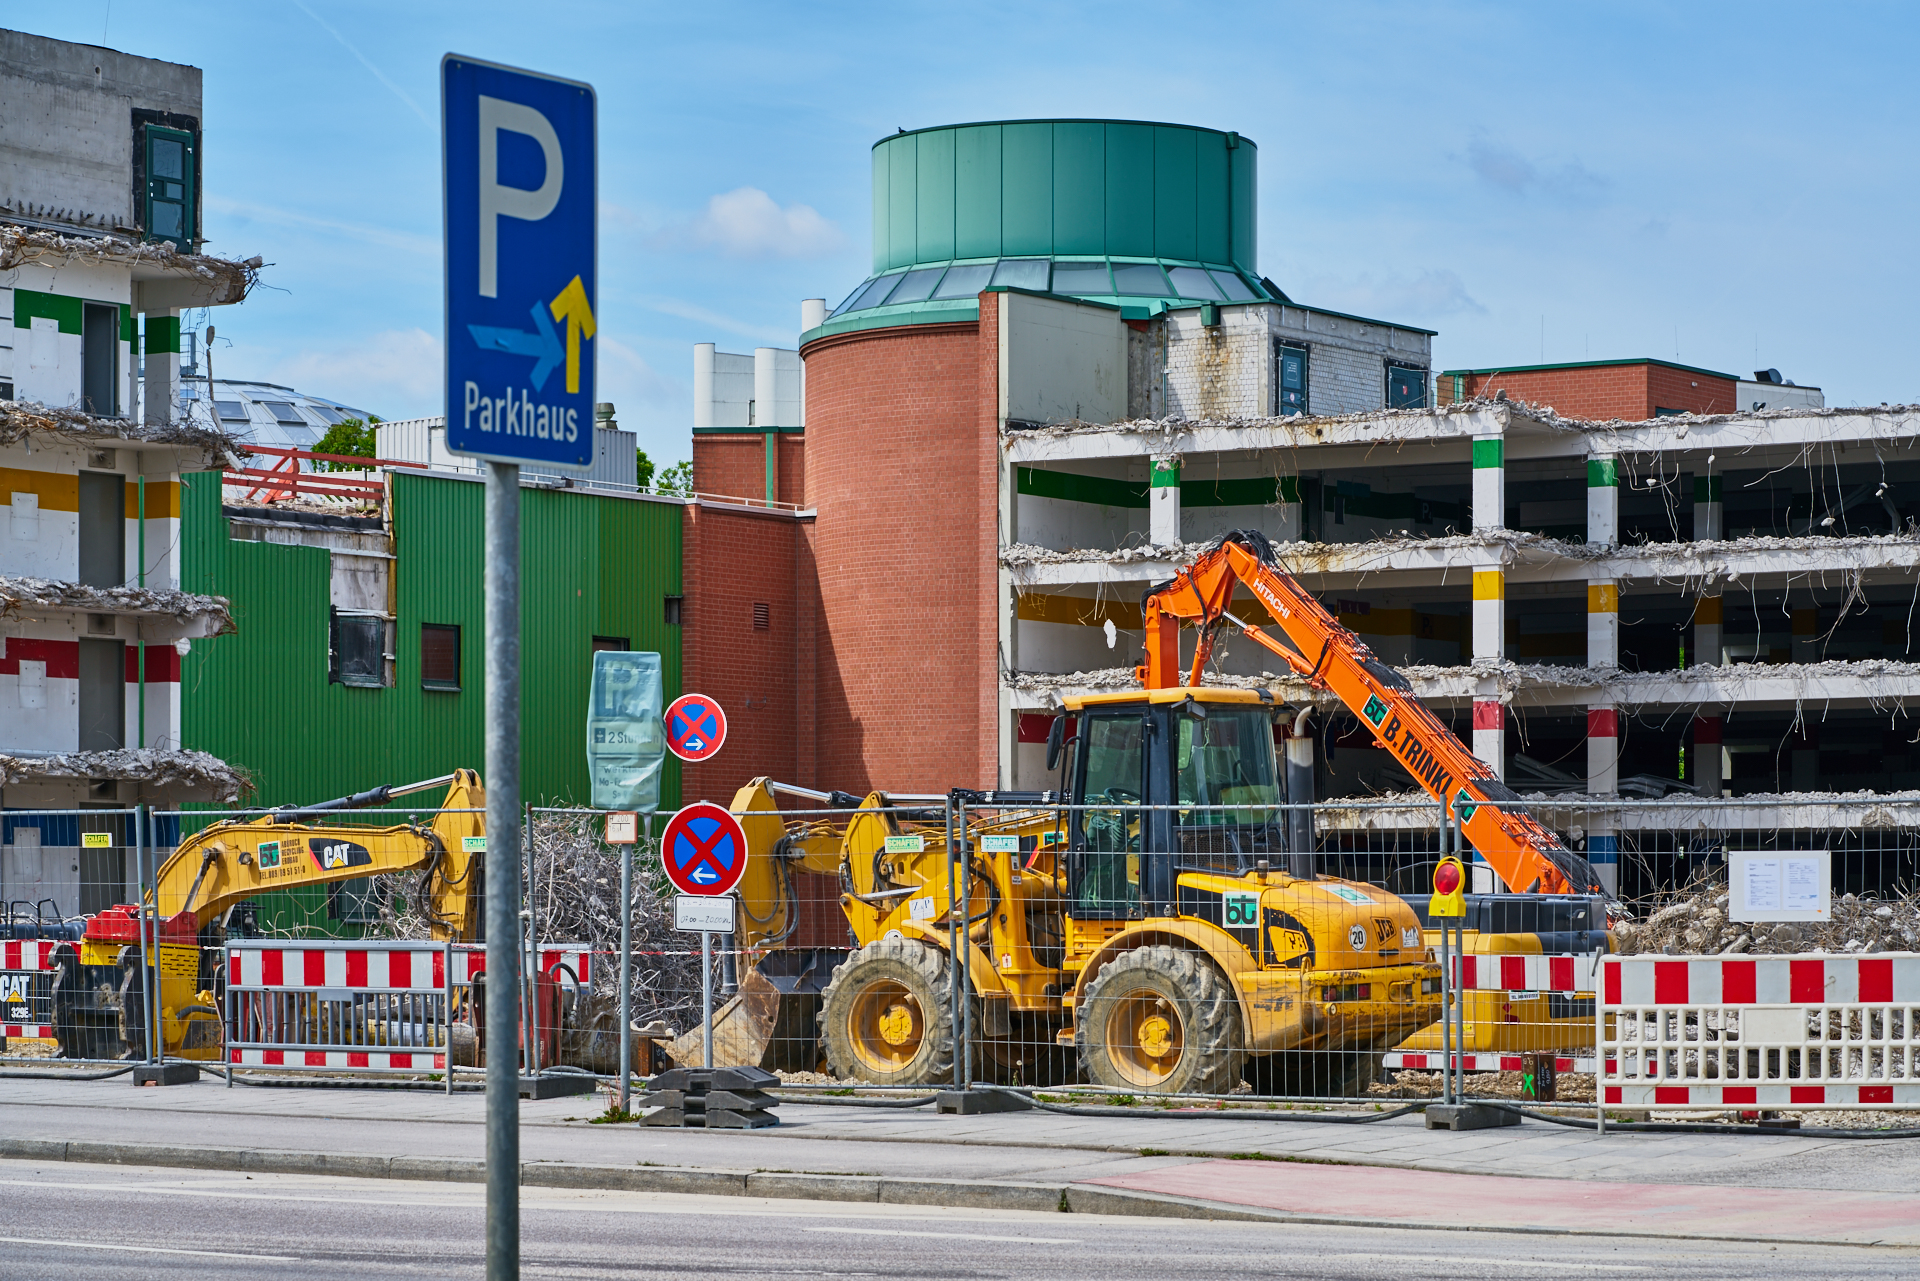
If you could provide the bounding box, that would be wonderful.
[549,275,597,395]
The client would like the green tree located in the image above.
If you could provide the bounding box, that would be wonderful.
[634,447,657,490]
[314,415,384,471]
[655,460,693,495]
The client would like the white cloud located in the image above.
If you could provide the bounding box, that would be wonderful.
[1464,136,1608,203]
[265,328,443,419]
[639,294,795,345]
[669,187,844,259]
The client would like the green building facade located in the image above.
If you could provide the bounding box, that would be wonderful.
[177,470,685,933]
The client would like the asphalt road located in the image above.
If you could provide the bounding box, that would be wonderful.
[0,1161,1910,1280]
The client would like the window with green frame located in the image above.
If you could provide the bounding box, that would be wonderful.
[144,125,195,248]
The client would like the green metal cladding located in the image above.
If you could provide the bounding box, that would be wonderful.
[177,471,683,931]
[871,120,1257,276]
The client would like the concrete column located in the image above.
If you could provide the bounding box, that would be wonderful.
[1693,595,1723,668]
[1694,474,1724,541]
[1472,434,1505,533]
[1793,608,1819,662]
[141,310,179,427]
[1587,455,1619,547]
[1693,713,1724,797]
[1150,456,1181,546]
[1586,706,1619,896]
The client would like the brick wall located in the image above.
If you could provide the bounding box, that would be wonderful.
[691,434,767,500]
[678,501,809,802]
[1438,363,1736,421]
[801,318,996,794]
[690,433,808,505]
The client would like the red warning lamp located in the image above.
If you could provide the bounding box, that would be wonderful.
[1431,855,1467,918]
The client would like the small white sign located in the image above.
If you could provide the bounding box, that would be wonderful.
[463,836,487,853]
[1324,884,1373,906]
[979,835,1020,854]
[605,811,639,844]
[907,895,937,921]
[674,894,736,933]
[884,835,925,854]
[1729,850,1830,922]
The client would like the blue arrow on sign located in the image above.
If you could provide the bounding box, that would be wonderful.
[467,299,564,392]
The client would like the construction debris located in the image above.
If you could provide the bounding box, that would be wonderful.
[0,748,248,801]
[1613,878,1920,956]
[0,398,244,466]
[0,223,259,304]
[1372,1069,1597,1103]
[0,574,235,634]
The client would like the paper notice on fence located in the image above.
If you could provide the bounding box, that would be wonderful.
[1743,858,1780,912]
[1784,857,1824,913]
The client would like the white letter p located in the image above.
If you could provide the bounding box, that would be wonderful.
[478,95,563,298]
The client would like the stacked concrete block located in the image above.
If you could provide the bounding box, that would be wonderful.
[640,1066,781,1128]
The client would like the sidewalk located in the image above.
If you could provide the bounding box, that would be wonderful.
[5,1076,1920,1244]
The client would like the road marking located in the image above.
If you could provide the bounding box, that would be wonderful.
[799,1226,1078,1244]
[0,1235,299,1262]
[1327,1256,1649,1272]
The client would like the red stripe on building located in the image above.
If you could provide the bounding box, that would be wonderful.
[1587,708,1618,737]
[123,646,182,683]
[1472,701,1504,730]
[0,637,80,679]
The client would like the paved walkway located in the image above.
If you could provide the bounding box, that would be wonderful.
[5,1075,1920,1243]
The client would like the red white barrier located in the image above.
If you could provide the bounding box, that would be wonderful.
[1384,1052,1597,1073]
[1,941,56,971]
[1600,953,1920,1109]
[2,940,59,1039]
[1451,952,1599,993]
[224,939,593,1072]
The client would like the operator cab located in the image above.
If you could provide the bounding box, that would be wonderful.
[1051,688,1293,920]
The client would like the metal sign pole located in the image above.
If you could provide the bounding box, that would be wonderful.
[618,838,633,1111]
[484,459,522,1281]
[1439,808,1453,1108]
[701,929,714,1068]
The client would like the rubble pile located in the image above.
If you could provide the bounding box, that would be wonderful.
[366,811,707,1033]
[1372,1069,1597,1103]
[1612,878,1920,956]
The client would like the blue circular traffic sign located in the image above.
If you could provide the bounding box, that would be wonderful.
[660,802,748,896]
[665,693,727,762]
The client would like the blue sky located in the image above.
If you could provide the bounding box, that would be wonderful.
[12,2,1916,467]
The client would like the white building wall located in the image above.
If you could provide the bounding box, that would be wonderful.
[1003,292,1126,425]
[1735,379,1824,412]
[1157,302,1433,421]
[693,346,755,429]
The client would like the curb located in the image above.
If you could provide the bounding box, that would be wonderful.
[2,1138,1914,1247]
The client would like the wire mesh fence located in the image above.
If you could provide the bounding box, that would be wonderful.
[6,789,1920,1117]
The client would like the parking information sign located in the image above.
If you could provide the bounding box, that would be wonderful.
[442,55,596,470]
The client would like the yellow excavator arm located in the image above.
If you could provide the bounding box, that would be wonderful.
[153,770,487,942]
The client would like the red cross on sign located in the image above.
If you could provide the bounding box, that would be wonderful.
[665,693,727,763]
[659,802,748,896]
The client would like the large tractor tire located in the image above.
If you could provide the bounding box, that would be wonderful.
[1076,945,1245,1095]
[819,938,956,1087]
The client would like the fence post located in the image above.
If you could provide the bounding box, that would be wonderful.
[446,938,456,1098]
[960,811,974,1089]
[619,831,633,1112]
[947,796,962,1092]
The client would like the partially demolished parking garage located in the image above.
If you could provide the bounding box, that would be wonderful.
[1001,396,1920,899]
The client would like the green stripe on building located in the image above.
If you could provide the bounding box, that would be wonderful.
[12,288,83,334]
[1019,467,1300,508]
[1588,457,1618,488]
[144,314,180,355]
[1472,438,1504,469]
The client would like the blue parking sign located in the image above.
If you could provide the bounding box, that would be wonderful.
[443,55,596,469]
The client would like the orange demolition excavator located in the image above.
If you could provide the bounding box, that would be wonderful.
[1137,529,1604,897]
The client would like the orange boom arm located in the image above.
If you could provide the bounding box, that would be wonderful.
[1135,530,1603,897]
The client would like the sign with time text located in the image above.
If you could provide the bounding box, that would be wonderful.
[442,55,597,470]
